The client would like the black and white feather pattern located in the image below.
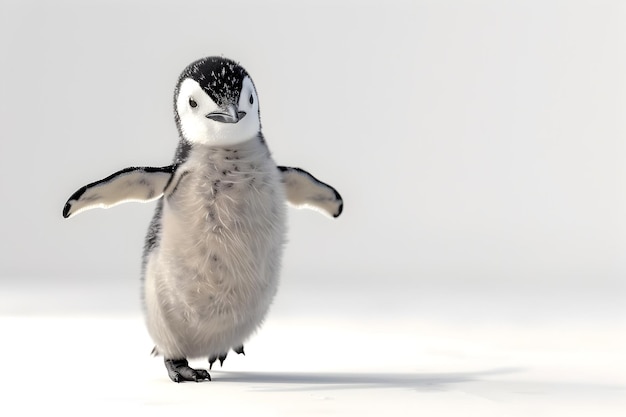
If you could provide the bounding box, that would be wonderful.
[63,166,174,218]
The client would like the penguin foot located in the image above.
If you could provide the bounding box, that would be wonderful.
[164,358,211,383]
[234,345,245,355]
[208,352,228,370]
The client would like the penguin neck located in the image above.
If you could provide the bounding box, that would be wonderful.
[210,132,265,152]
[188,132,269,165]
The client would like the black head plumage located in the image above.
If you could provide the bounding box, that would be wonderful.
[171,56,260,161]
[175,56,248,107]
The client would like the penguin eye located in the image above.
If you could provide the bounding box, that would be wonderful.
[249,94,254,105]
[189,98,198,108]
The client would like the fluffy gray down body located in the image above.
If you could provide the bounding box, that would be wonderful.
[143,137,286,359]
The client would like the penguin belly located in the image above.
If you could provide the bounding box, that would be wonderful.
[144,141,286,359]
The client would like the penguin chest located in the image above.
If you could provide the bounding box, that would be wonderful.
[155,148,286,327]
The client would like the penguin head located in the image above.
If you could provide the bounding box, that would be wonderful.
[174,57,260,146]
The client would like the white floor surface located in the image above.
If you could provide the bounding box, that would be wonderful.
[1,283,624,417]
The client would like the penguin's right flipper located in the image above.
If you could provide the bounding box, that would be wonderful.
[63,166,175,218]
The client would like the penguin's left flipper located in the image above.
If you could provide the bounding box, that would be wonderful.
[63,166,175,218]
[279,166,343,218]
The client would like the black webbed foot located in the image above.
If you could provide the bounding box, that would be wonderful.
[234,345,245,355]
[164,358,211,383]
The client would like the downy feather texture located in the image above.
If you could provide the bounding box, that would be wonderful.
[143,135,286,358]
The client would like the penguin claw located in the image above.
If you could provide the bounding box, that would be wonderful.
[194,369,211,381]
[234,345,245,355]
[219,352,227,367]
[164,358,211,383]
[208,354,217,370]
[209,349,238,369]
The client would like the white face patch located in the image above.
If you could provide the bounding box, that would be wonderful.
[176,77,260,146]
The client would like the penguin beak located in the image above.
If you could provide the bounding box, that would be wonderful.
[206,104,247,124]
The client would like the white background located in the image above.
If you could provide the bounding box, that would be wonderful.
[0,1,624,415]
